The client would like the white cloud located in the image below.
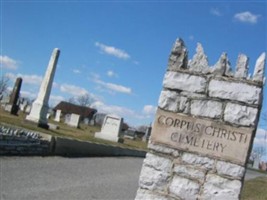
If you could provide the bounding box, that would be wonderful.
[234,11,260,24]
[95,42,130,59]
[94,78,132,94]
[91,100,144,124]
[73,69,81,74]
[210,8,222,16]
[107,70,118,78]
[60,83,89,96]
[253,128,267,146]
[50,95,65,106]
[0,55,18,70]
[143,105,157,116]
[5,73,42,85]
[20,90,37,100]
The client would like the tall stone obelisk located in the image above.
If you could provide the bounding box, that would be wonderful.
[26,48,60,128]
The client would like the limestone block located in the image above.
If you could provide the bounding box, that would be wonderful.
[216,161,245,178]
[139,165,170,192]
[168,38,188,70]
[144,153,172,173]
[253,52,266,82]
[201,174,242,200]
[208,79,262,105]
[148,143,180,157]
[235,54,249,79]
[135,189,169,200]
[224,103,258,126]
[212,53,228,76]
[191,100,222,118]
[158,90,190,113]
[158,90,179,112]
[163,71,207,93]
[180,91,206,98]
[173,165,206,182]
[189,43,209,73]
[169,175,200,200]
[182,153,214,169]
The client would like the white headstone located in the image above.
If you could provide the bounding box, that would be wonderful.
[253,154,260,169]
[66,113,80,128]
[25,105,32,113]
[95,114,123,142]
[54,109,61,122]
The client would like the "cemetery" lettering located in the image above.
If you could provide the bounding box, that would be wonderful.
[156,114,249,153]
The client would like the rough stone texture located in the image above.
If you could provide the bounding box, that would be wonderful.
[190,100,222,118]
[182,153,214,169]
[0,124,52,156]
[253,52,266,82]
[216,161,245,178]
[201,174,242,200]
[235,54,249,79]
[224,103,258,126]
[163,71,207,93]
[135,38,265,200]
[158,90,189,113]
[139,165,170,192]
[135,189,169,200]
[173,165,206,182]
[212,53,228,76]
[144,153,172,173]
[189,43,209,73]
[168,38,188,70]
[209,79,262,105]
[148,143,180,157]
[180,91,206,98]
[169,175,200,200]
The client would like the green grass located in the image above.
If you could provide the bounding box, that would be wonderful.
[0,108,148,151]
[241,177,267,200]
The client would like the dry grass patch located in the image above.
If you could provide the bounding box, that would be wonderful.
[241,177,267,200]
[0,108,148,151]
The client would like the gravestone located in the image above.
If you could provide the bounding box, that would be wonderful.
[66,113,80,128]
[25,105,31,114]
[253,154,260,169]
[54,109,61,122]
[26,48,60,128]
[9,77,23,115]
[142,125,152,142]
[135,38,265,200]
[95,114,123,142]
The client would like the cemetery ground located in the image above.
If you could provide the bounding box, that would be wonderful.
[0,156,266,200]
[1,108,267,199]
[0,108,148,151]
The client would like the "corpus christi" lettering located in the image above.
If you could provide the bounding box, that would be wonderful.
[157,115,247,144]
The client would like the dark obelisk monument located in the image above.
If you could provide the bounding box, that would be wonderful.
[9,77,23,115]
[26,48,60,128]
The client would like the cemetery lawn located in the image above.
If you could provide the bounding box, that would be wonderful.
[0,109,148,151]
[241,176,267,200]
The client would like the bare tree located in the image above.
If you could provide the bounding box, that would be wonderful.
[68,97,76,104]
[76,93,93,107]
[0,75,10,95]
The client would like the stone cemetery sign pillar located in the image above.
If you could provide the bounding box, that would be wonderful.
[26,48,60,128]
[135,38,266,200]
[9,77,22,115]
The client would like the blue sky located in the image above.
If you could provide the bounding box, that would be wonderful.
[1,1,267,158]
